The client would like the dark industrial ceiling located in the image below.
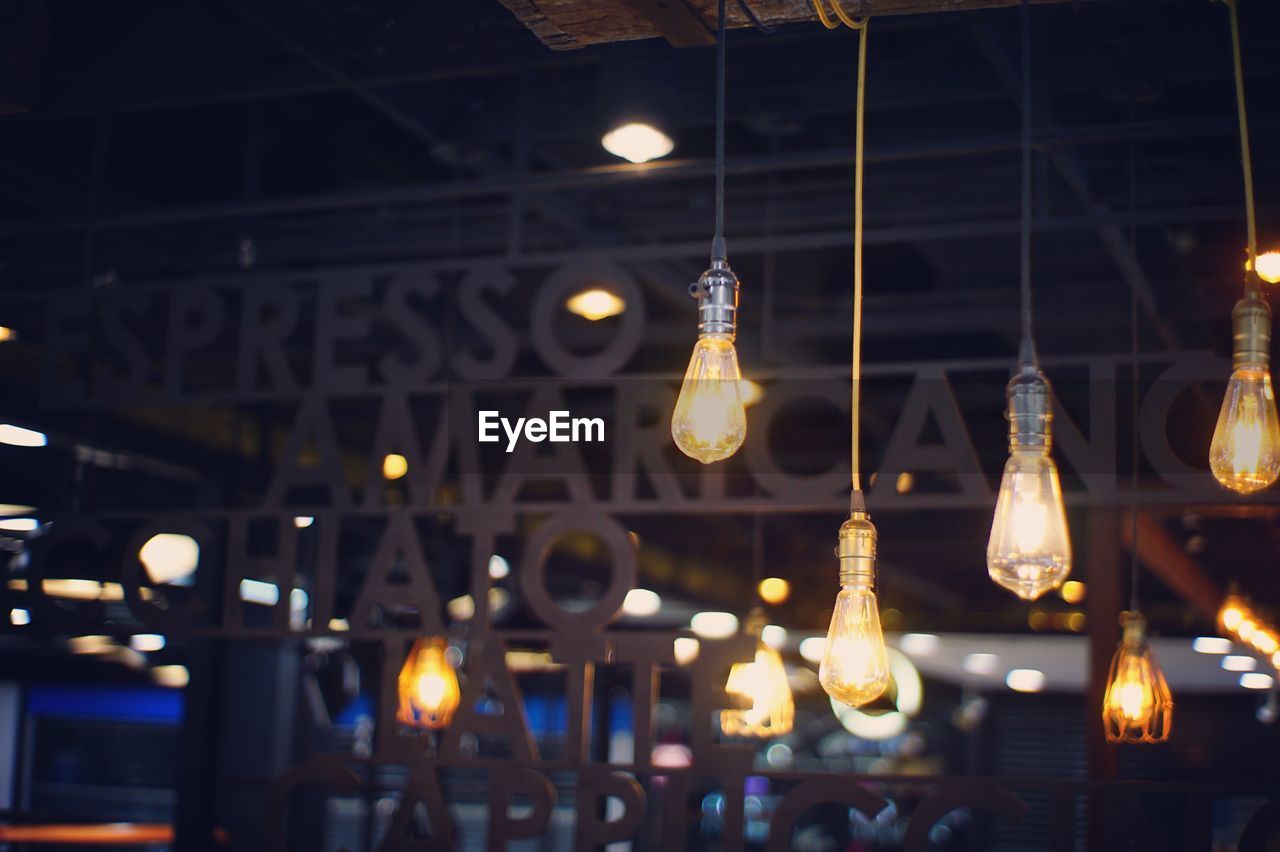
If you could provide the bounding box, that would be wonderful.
[1,0,1279,646]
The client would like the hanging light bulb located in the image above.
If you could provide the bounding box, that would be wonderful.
[1210,280,1280,493]
[1102,611,1173,744]
[396,637,460,730]
[819,511,890,708]
[672,261,746,464]
[1210,0,1280,494]
[721,610,794,736]
[671,0,747,465]
[987,360,1072,600]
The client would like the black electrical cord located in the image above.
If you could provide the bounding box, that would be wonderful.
[737,0,778,33]
[713,0,728,260]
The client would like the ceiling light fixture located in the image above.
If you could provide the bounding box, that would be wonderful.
[817,14,890,712]
[671,0,746,465]
[1005,668,1045,693]
[1102,133,1171,746]
[1210,0,1280,494]
[601,122,674,165]
[0,424,46,447]
[566,288,626,321]
[987,0,1071,602]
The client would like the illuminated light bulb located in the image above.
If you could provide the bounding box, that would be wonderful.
[601,122,674,164]
[673,258,746,464]
[988,364,1071,600]
[1219,593,1246,633]
[721,611,794,737]
[1102,612,1172,744]
[1211,284,1280,493]
[819,513,890,708]
[1247,250,1280,285]
[396,637,460,730]
[1210,368,1280,493]
[672,333,746,464]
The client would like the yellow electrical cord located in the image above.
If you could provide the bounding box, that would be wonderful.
[1225,0,1257,267]
[852,20,868,495]
[809,1,869,497]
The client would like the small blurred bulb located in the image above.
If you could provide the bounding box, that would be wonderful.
[601,122,674,164]
[396,637,461,730]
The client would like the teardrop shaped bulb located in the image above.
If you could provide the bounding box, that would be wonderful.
[1210,367,1280,494]
[671,333,746,464]
[987,449,1072,601]
[818,584,890,708]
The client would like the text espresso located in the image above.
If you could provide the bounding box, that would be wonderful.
[478,410,605,452]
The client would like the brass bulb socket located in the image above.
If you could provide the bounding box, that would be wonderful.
[836,510,877,587]
[1232,288,1272,371]
[1120,610,1147,646]
[691,258,739,337]
[1006,362,1053,452]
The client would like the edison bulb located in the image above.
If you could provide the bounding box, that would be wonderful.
[987,449,1072,601]
[396,637,460,730]
[671,333,746,464]
[819,584,890,708]
[1102,612,1173,744]
[1209,367,1280,494]
[721,642,794,737]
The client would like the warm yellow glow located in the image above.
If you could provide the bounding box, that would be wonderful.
[382,453,409,480]
[152,665,189,688]
[818,585,890,708]
[396,637,460,730]
[1248,250,1280,285]
[1102,614,1173,744]
[1253,631,1279,656]
[673,637,700,665]
[721,643,795,737]
[565,289,626,321]
[1210,368,1280,494]
[601,122,674,164]
[1220,599,1246,632]
[0,327,14,342]
[758,577,790,605]
[740,379,764,407]
[1060,580,1086,604]
[671,333,746,464]
[987,450,1072,600]
[1238,620,1257,642]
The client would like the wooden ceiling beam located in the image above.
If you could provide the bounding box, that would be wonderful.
[498,0,1070,50]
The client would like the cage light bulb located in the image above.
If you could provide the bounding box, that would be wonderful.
[1102,612,1173,744]
[988,364,1071,600]
[396,637,460,730]
[819,514,890,708]
[721,624,795,737]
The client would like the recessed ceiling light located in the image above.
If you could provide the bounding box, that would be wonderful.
[761,624,787,649]
[690,611,738,639]
[1006,669,1046,693]
[963,652,1000,676]
[899,633,939,656]
[566,289,626,321]
[799,637,826,664]
[1222,655,1257,672]
[1240,672,1274,690]
[1192,636,1232,654]
[0,424,46,447]
[623,588,661,617]
[601,122,674,164]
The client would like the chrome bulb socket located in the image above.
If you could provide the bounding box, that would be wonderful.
[1006,361,1053,453]
[690,258,739,338]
